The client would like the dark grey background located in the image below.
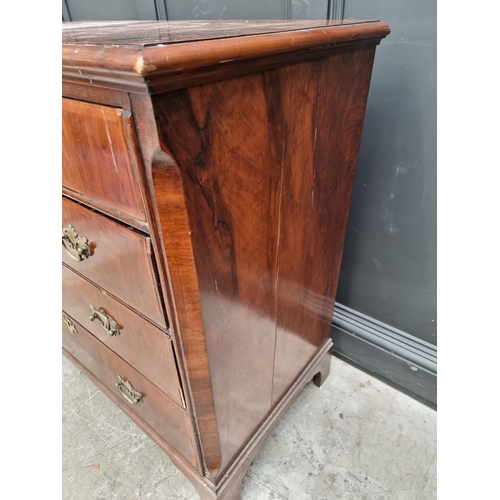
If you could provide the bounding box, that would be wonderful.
[63,0,437,407]
[333,0,436,408]
[340,0,436,344]
[62,0,332,21]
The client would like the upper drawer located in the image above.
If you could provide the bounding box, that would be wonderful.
[62,98,146,223]
[62,197,167,329]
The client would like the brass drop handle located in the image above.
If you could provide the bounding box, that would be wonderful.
[116,375,143,405]
[62,315,78,335]
[89,305,120,336]
[62,224,92,262]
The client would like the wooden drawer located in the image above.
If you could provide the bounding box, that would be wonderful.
[62,265,182,406]
[62,197,166,329]
[62,314,198,469]
[62,98,146,223]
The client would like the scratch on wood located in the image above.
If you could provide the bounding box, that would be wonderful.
[134,55,157,75]
[271,130,286,405]
[311,71,322,207]
[101,108,118,174]
[211,181,218,229]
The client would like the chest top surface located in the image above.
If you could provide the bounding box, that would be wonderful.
[62,20,390,93]
[62,19,380,47]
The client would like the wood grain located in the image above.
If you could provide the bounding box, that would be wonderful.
[62,20,389,74]
[62,21,390,94]
[271,48,377,404]
[61,19,390,499]
[62,315,198,468]
[62,339,333,499]
[62,264,182,405]
[62,197,166,329]
[63,98,146,222]
[62,19,380,47]
[150,152,223,479]
[62,187,149,232]
[150,47,379,479]
[152,77,281,479]
[63,346,204,476]
[62,81,128,107]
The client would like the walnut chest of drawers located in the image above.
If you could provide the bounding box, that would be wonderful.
[62,20,389,499]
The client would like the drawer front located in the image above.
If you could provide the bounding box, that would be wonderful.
[62,265,182,406]
[62,98,146,223]
[62,197,166,329]
[62,315,198,469]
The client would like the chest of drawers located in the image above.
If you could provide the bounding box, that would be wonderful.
[62,20,389,499]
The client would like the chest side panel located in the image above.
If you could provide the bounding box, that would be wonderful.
[152,74,280,475]
[150,47,378,475]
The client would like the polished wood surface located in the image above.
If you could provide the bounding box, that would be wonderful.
[62,197,166,328]
[63,98,146,222]
[62,20,390,94]
[62,19,379,47]
[62,315,197,468]
[62,265,181,405]
[150,46,377,478]
[62,20,390,500]
[272,48,377,403]
[150,151,223,479]
[62,186,148,232]
[63,346,205,477]
[125,95,211,477]
[192,341,333,500]
[153,81,281,478]
[62,81,128,107]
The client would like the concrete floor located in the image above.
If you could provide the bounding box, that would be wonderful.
[62,355,436,500]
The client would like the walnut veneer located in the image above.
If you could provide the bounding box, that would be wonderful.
[62,20,389,499]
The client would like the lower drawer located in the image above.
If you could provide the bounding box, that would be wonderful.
[62,265,183,406]
[62,315,198,469]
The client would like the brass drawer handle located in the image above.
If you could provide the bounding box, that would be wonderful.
[116,375,143,405]
[62,315,78,335]
[89,305,120,336]
[62,224,91,262]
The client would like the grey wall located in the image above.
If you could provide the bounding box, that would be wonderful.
[331,0,436,407]
[62,0,329,21]
[166,1,286,20]
[339,0,436,344]
[64,0,158,21]
[62,0,437,407]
